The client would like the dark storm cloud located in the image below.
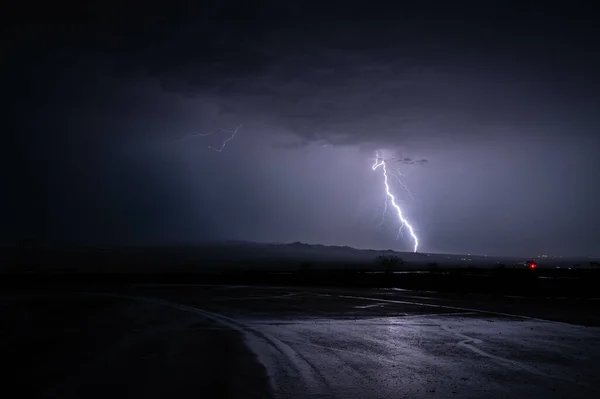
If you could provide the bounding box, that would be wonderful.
[7,1,599,150]
[3,1,600,256]
[92,1,599,149]
[271,140,311,150]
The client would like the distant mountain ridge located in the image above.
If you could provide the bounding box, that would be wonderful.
[2,239,595,272]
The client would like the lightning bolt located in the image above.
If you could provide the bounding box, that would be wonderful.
[208,124,242,152]
[377,193,388,227]
[372,153,419,253]
[390,167,415,201]
[177,124,242,152]
[177,132,213,141]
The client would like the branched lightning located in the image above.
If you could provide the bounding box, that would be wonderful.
[177,132,213,141]
[177,124,242,152]
[372,153,419,252]
[391,167,415,201]
[377,193,388,227]
[208,124,242,152]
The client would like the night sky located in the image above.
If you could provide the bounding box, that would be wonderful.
[3,1,599,256]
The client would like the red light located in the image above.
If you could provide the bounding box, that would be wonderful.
[529,263,537,269]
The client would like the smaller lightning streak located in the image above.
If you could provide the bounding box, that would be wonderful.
[177,131,215,142]
[377,194,388,227]
[208,124,242,152]
[393,167,407,177]
[177,124,243,152]
[391,167,415,201]
[372,154,419,253]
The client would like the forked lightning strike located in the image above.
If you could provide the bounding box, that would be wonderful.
[372,153,419,252]
[208,124,242,152]
[178,124,242,152]
[377,194,388,227]
[391,167,415,201]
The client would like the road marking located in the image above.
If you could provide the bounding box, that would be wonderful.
[316,293,565,324]
[353,303,386,309]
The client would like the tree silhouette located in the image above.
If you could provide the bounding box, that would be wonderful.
[376,255,405,272]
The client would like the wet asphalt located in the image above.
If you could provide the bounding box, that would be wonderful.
[3,285,600,398]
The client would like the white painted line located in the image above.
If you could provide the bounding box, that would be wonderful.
[318,293,568,324]
[353,303,386,309]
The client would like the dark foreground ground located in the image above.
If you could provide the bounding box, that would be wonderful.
[4,267,600,296]
[2,280,600,399]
